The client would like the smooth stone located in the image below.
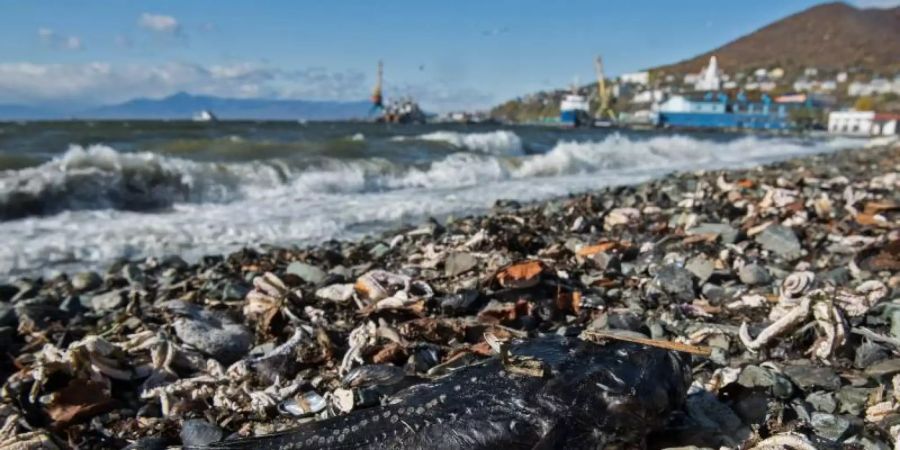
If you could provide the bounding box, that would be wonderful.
[685,390,749,440]
[444,252,478,277]
[737,365,793,398]
[755,225,802,260]
[440,290,480,315]
[89,289,126,313]
[648,265,696,304]
[811,413,854,441]
[71,271,102,292]
[865,358,900,378]
[836,387,873,415]
[686,255,715,283]
[781,364,841,391]
[0,284,18,302]
[286,261,326,285]
[121,263,145,285]
[687,223,739,244]
[738,264,772,286]
[220,281,250,300]
[180,419,223,447]
[122,437,167,450]
[0,303,15,327]
[162,255,189,271]
[369,243,391,259]
[591,252,621,273]
[701,283,727,304]
[855,342,888,369]
[0,326,15,350]
[806,391,837,413]
[166,301,252,364]
[59,296,86,316]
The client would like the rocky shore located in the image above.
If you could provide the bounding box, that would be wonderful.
[1,143,898,449]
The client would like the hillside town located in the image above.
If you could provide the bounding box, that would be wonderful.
[490,54,900,135]
[618,55,900,134]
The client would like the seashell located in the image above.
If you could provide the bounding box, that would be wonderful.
[315,283,355,302]
[780,271,815,300]
[354,270,410,302]
[278,391,327,417]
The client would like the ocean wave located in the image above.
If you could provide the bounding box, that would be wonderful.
[393,130,524,156]
[0,144,286,220]
[0,134,859,221]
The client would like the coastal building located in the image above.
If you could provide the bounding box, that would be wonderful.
[837,72,848,83]
[695,56,721,91]
[632,89,664,104]
[828,111,898,136]
[848,79,895,96]
[620,71,650,85]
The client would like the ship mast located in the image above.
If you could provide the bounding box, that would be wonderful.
[371,60,384,109]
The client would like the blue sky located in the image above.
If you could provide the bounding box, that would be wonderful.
[0,0,894,111]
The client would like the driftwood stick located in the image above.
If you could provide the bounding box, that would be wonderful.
[582,330,713,357]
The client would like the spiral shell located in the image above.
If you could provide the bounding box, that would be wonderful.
[780,271,815,300]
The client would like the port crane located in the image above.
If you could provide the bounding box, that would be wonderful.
[594,56,617,124]
[371,60,384,112]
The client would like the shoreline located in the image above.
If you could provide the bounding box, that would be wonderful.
[0,130,871,281]
[1,142,898,448]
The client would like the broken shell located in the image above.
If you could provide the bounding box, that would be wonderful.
[780,271,815,300]
[315,283,355,302]
[354,270,410,302]
[278,391,327,417]
[341,364,406,389]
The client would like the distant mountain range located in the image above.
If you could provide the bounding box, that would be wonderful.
[0,92,372,121]
[654,2,900,77]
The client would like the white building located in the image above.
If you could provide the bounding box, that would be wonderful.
[759,81,777,92]
[620,71,650,85]
[828,111,899,136]
[829,111,874,135]
[848,79,895,96]
[836,72,848,83]
[632,89,664,104]
[695,56,721,91]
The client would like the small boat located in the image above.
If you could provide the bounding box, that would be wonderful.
[193,110,218,122]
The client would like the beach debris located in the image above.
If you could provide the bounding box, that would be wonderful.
[2,144,899,449]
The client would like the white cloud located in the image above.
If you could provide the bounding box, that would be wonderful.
[855,0,900,8]
[0,62,369,106]
[138,13,180,33]
[0,60,494,111]
[37,27,82,50]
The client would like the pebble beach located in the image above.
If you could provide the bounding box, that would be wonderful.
[1,141,899,449]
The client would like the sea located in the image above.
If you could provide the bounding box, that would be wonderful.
[0,121,864,279]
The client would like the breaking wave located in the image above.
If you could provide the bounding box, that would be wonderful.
[394,130,524,156]
[0,134,859,221]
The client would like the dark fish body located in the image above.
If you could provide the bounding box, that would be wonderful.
[194,335,691,450]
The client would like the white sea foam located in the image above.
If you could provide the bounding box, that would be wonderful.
[0,134,864,277]
[395,130,524,156]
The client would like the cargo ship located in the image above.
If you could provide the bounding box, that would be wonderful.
[559,90,591,127]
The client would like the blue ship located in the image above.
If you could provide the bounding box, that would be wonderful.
[657,91,823,130]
